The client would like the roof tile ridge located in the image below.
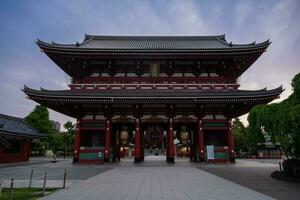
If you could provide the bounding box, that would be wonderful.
[21,119,44,135]
[82,34,227,41]
[82,34,94,44]
[0,113,24,122]
[230,39,270,48]
[23,85,71,94]
[230,41,256,46]
[36,39,77,47]
[216,35,229,46]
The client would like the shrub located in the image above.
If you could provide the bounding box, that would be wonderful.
[282,159,300,177]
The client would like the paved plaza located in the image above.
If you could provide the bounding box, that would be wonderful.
[40,157,275,200]
[1,157,299,199]
[199,159,300,200]
[0,157,112,188]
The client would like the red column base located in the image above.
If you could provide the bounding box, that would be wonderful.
[167,157,174,163]
[199,153,205,162]
[230,156,235,163]
[134,157,143,162]
[73,157,79,163]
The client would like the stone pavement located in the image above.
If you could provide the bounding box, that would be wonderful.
[42,158,275,200]
[199,159,300,200]
[0,157,112,188]
[0,179,81,188]
[0,157,62,169]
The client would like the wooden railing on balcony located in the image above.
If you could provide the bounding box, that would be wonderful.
[72,77,236,84]
[69,83,240,90]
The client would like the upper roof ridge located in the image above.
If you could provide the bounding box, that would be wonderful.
[36,34,270,52]
[83,34,227,41]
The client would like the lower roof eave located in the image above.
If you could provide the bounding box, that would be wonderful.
[23,85,283,99]
[0,131,47,139]
[26,95,280,104]
[23,86,283,118]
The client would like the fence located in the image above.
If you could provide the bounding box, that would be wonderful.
[0,168,67,199]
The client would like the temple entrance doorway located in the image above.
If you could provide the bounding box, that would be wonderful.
[112,123,135,161]
[112,122,199,163]
[143,124,166,157]
[173,123,198,162]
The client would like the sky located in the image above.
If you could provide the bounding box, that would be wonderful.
[0,0,299,129]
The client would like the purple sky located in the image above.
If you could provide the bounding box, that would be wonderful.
[0,0,299,128]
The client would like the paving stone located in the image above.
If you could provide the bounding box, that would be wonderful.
[42,165,275,200]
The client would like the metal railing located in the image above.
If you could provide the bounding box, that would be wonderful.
[0,168,67,199]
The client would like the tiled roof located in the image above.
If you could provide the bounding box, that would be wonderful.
[36,34,270,51]
[0,113,47,138]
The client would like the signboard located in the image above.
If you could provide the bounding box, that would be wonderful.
[150,63,159,77]
[206,145,215,160]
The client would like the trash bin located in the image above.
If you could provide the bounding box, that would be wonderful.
[98,151,104,164]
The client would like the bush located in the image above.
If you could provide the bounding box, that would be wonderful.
[282,159,300,177]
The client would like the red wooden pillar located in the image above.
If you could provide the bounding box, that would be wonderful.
[105,119,111,162]
[134,118,142,162]
[227,119,235,163]
[198,118,205,162]
[22,140,30,161]
[20,140,25,161]
[167,118,174,162]
[117,131,121,161]
[73,119,81,163]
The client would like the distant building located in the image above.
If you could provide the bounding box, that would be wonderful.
[51,120,61,132]
[257,142,283,159]
[0,113,46,163]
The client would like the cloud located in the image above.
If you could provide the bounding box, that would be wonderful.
[234,0,253,29]
[0,0,299,128]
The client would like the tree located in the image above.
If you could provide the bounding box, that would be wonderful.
[247,72,300,159]
[285,104,300,158]
[63,121,75,157]
[232,118,249,155]
[292,73,300,102]
[48,132,64,153]
[25,105,53,154]
[25,105,77,156]
[247,105,266,152]
[25,105,53,136]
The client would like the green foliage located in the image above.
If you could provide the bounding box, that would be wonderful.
[25,105,53,154]
[282,159,300,178]
[247,105,266,147]
[48,132,65,153]
[232,118,249,153]
[247,72,300,158]
[0,188,58,200]
[25,105,53,136]
[286,104,300,157]
[25,105,76,155]
[63,121,76,156]
[292,73,300,101]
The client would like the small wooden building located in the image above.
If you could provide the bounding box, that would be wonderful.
[257,142,283,159]
[0,113,46,163]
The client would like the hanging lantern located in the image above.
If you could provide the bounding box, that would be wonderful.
[120,127,129,144]
[180,126,189,144]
